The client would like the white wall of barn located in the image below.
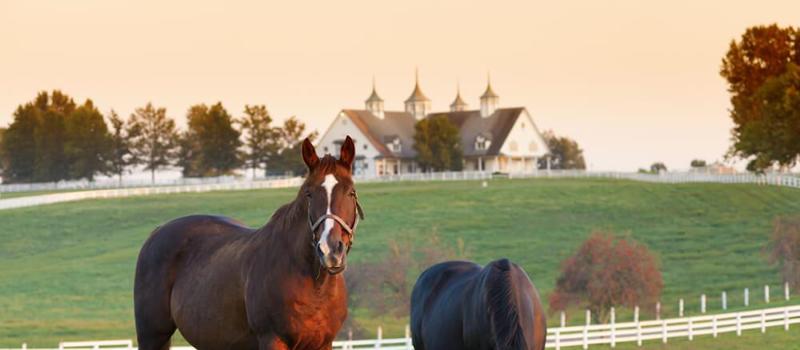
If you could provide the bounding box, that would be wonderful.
[315,112,380,176]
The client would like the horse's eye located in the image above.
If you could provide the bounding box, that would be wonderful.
[349,190,356,197]
[305,191,312,198]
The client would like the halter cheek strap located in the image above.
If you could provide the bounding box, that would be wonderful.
[307,195,365,252]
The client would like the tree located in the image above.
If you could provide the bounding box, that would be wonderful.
[128,103,178,184]
[64,100,111,181]
[538,131,586,170]
[720,24,800,171]
[767,215,800,289]
[0,127,5,176]
[549,232,663,323]
[0,91,77,183]
[690,159,707,168]
[107,110,136,185]
[413,115,463,172]
[238,105,279,179]
[269,116,317,176]
[2,104,39,182]
[650,162,667,174]
[178,103,242,177]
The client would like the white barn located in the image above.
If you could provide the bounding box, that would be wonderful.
[316,74,549,177]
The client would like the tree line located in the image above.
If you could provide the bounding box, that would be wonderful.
[0,91,315,184]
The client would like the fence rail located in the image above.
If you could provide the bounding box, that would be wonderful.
[6,304,797,350]
[1,171,799,211]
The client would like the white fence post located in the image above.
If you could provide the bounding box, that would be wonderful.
[635,306,642,346]
[688,317,693,341]
[761,309,767,333]
[712,314,718,338]
[786,282,791,301]
[785,308,790,331]
[765,285,770,303]
[405,324,412,350]
[679,298,684,317]
[701,294,706,314]
[722,291,727,310]
[560,311,566,327]
[375,326,382,349]
[736,313,742,336]
[661,319,668,344]
[656,301,661,320]
[583,309,590,350]
[610,307,616,348]
[745,288,749,307]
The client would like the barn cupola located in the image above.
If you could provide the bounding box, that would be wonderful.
[404,69,431,120]
[450,83,468,112]
[480,74,499,118]
[365,77,384,119]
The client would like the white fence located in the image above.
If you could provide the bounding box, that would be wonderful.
[1,171,799,211]
[7,304,797,350]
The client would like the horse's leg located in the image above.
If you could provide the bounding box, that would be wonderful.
[134,296,176,350]
[134,272,177,350]
[257,334,289,350]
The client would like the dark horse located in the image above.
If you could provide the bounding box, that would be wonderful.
[134,137,364,350]
[410,259,547,350]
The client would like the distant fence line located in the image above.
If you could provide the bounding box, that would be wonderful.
[1,170,799,211]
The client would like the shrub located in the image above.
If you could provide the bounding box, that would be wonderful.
[549,231,663,323]
[767,215,800,289]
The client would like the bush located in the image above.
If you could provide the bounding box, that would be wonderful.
[767,215,800,289]
[549,231,663,323]
[341,230,468,337]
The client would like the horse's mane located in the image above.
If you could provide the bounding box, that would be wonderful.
[486,258,527,350]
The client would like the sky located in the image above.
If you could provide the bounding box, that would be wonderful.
[2,0,799,171]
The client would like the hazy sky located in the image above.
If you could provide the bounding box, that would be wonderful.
[2,1,799,171]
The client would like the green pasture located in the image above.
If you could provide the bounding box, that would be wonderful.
[1,177,799,347]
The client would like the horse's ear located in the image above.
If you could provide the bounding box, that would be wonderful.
[301,138,319,170]
[340,136,355,169]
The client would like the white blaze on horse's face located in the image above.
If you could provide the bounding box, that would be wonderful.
[317,174,338,255]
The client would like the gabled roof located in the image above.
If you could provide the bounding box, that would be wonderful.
[428,108,524,156]
[340,108,527,158]
[365,87,383,103]
[341,109,417,158]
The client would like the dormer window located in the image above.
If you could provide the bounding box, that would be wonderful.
[475,135,492,151]
[386,137,402,153]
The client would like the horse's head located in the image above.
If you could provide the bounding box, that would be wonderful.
[300,135,364,275]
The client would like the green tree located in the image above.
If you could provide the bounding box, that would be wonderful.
[107,110,136,186]
[2,104,39,182]
[128,103,179,184]
[34,91,75,182]
[690,159,707,168]
[64,100,111,181]
[238,105,279,178]
[269,116,317,176]
[650,162,667,174]
[538,130,586,170]
[720,24,800,171]
[179,103,242,177]
[413,115,462,172]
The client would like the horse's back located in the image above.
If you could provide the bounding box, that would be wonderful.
[410,261,482,350]
[134,215,256,349]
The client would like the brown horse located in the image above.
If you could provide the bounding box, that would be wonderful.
[134,136,364,350]
[410,259,547,350]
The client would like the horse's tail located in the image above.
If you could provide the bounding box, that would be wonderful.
[486,258,527,350]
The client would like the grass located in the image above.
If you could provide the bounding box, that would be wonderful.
[0,177,799,347]
[591,327,800,350]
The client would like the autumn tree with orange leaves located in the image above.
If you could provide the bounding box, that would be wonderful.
[550,232,663,323]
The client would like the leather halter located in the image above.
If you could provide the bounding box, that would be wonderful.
[307,192,365,252]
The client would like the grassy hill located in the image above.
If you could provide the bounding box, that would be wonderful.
[1,177,799,347]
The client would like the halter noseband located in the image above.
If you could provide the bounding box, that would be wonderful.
[307,192,365,252]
